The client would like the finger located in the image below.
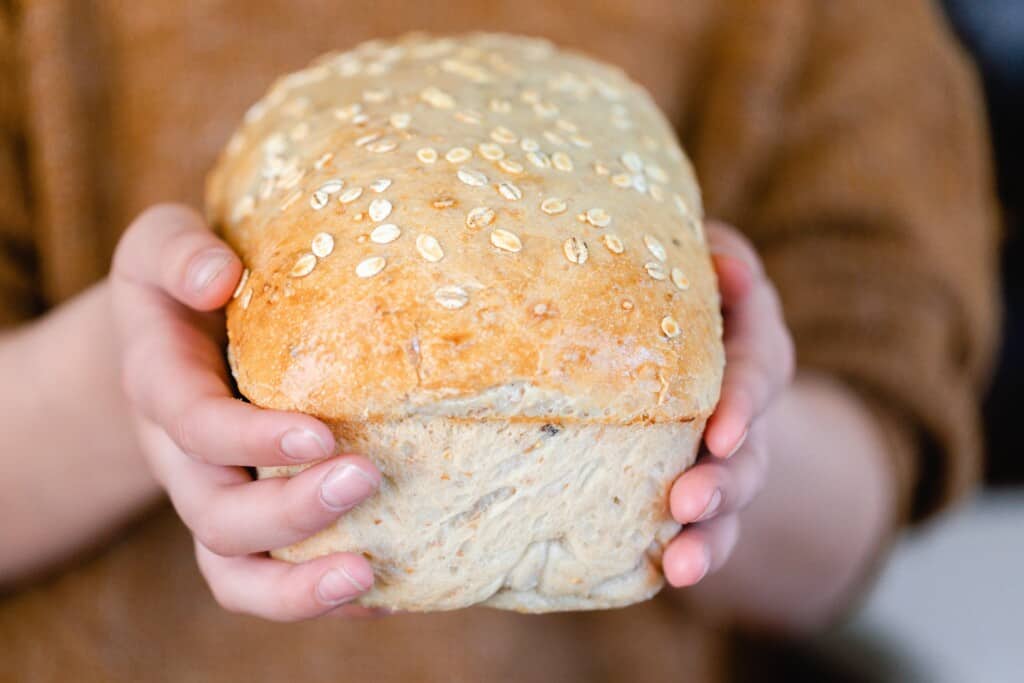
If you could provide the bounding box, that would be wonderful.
[669,429,768,524]
[138,421,379,556]
[662,514,740,588]
[706,219,763,297]
[703,222,795,458]
[183,455,381,557]
[120,321,336,467]
[112,203,243,312]
[111,205,332,467]
[712,252,754,309]
[196,542,374,622]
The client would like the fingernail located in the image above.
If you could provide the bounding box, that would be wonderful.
[320,464,378,511]
[697,489,722,521]
[711,250,754,275]
[696,547,712,583]
[280,429,333,462]
[726,428,748,459]
[188,250,232,294]
[317,567,366,605]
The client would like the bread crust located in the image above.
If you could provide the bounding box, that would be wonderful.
[207,33,724,611]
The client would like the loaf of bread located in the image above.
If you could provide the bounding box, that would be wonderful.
[206,33,724,613]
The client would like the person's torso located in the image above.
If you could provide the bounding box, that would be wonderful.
[4,2,737,681]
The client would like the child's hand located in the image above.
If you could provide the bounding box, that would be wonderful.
[662,222,795,587]
[110,204,381,621]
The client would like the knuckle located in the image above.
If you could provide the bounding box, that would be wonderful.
[140,202,197,229]
[208,580,246,616]
[283,487,332,537]
[711,225,764,278]
[120,336,164,407]
[171,405,205,461]
[194,512,236,557]
[272,600,306,623]
[114,204,187,266]
[120,342,148,405]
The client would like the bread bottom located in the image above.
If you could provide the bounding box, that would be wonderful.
[261,417,704,613]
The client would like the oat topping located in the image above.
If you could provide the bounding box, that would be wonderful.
[644,235,667,262]
[498,158,524,174]
[466,206,496,229]
[420,86,455,109]
[370,223,401,244]
[290,253,317,278]
[585,208,611,227]
[319,179,344,194]
[231,195,255,223]
[417,147,439,164]
[645,261,667,280]
[478,142,505,160]
[339,186,363,203]
[363,88,391,103]
[366,138,398,154]
[497,181,523,201]
[389,112,412,129]
[457,168,488,187]
[602,234,625,254]
[563,236,588,264]
[661,316,681,338]
[611,173,632,188]
[671,267,690,290]
[309,190,329,210]
[526,151,551,169]
[490,228,523,252]
[368,198,393,222]
[416,234,445,262]
[445,147,472,164]
[311,232,335,258]
[355,256,386,278]
[621,152,644,173]
[544,131,567,147]
[646,164,668,183]
[491,126,518,144]
[454,110,482,125]
[355,132,380,147]
[232,268,250,299]
[313,152,334,169]
[540,197,567,215]
[551,152,574,172]
[435,285,469,309]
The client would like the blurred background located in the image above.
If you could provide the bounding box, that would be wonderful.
[733,2,1024,681]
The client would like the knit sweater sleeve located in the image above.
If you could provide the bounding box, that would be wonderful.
[692,0,1001,521]
[0,5,40,328]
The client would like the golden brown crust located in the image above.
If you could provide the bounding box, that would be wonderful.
[208,32,723,424]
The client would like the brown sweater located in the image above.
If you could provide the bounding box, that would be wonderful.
[0,1,1000,681]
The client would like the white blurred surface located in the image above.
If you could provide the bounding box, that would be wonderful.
[839,490,1024,683]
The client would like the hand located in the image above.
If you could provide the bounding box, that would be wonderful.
[110,204,382,621]
[662,221,795,587]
